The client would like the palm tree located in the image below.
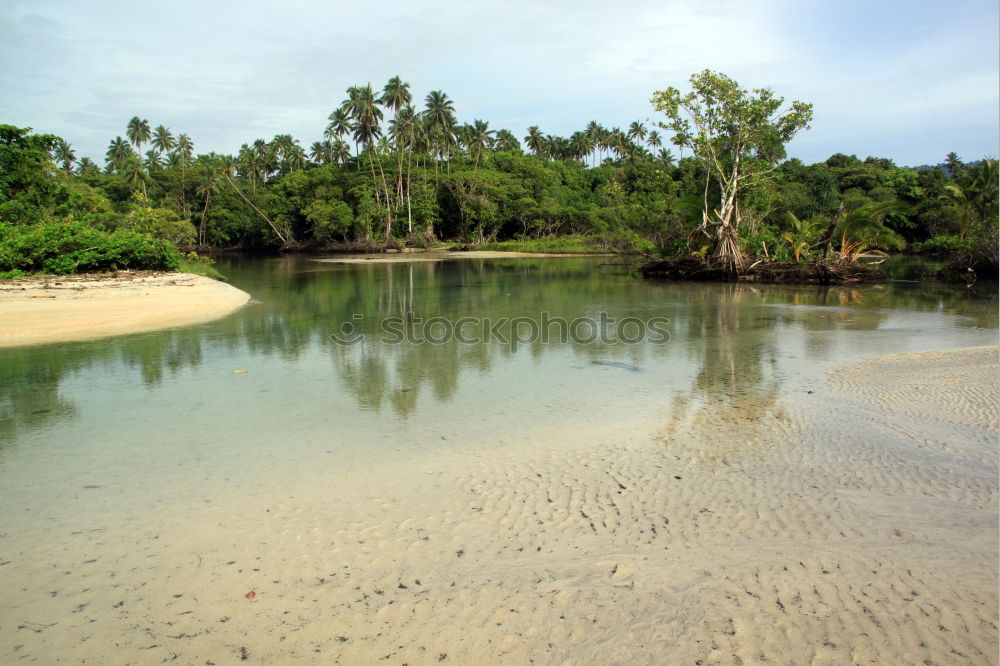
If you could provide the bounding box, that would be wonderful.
[346,84,394,238]
[945,159,998,239]
[944,152,963,178]
[835,201,904,259]
[106,136,133,172]
[151,125,175,154]
[76,156,97,175]
[126,116,152,158]
[647,130,662,152]
[627,121,647,146]
[54,138,76,172]
[326,107,352,159]
[381,77,413,212]
[121,154,150,200]
[494,129,520,153]
[524,126,545,156]
[570,131,594,165]
[176,133,194,158]
[424,90,456,171]
[390,104,420,231]
[144,149,163,173]
[657,148,676,167]
[380,76,412,116]
[467,119,495,170]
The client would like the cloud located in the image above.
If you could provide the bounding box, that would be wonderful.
[1,0,995,167]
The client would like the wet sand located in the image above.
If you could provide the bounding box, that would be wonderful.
[0,273,251,347]
[1,347,996,663]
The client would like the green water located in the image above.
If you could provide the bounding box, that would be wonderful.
[0,256,996,502]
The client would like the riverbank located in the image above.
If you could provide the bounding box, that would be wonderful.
[313,249,613,264]
[1,344,994,663]
[0,272,251,347]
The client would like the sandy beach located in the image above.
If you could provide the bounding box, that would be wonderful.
[1,345,995,663]
[0,272,252,347]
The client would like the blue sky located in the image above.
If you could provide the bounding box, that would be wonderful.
[2,0,997,167]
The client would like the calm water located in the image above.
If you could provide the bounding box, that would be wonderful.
[0,256,996,507]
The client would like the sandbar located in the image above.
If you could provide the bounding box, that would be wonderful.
[313,249,612,264]
[0,272,251,347]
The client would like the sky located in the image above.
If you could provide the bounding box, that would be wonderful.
[2,0,997,167]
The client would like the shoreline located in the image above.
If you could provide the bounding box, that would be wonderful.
[0,272,252,348]
[312,249,614,264]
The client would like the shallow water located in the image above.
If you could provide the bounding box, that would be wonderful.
[1,256,996,662]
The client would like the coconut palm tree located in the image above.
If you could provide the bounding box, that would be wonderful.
[467,119,495,170]
[494,129,520,153]
[944,152,963,178]
[627,121,647,146]
[151,125,175,154]
[76,156,97,176]
[380,76,411,117]
[524,126,545,156]
[570,131,594,165]
[121,154,150,200]
[424,90,456,170]
[657,148,676,167]
[144,149,163,173]
[175,133,194,158]
[106,136,133,172]
[54,138,76,172]
[126,117,152,158]
[647,130,662,151]
[346,84,395,238]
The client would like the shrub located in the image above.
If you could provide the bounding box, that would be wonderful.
[0,220,181,274]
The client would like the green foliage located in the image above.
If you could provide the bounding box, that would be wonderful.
[0,220,180,274]
[476,234,609,254]
[4,72,995,279]
[177,252,225,280]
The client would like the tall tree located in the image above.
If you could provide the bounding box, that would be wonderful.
[151,125,175,154]
[126,116,152,158]
[524,126,545,156]
[106,136,133,172]
[54,138,76,172]
[424,90,456,171]
[652,70,813,270]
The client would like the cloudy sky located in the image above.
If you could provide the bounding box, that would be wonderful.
[2,0,997,167]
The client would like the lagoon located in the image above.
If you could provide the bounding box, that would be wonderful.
[1,256,996,663]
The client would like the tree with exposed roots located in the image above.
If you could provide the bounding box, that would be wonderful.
[651,70,813,272]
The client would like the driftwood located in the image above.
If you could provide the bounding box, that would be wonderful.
[640,257,887,285]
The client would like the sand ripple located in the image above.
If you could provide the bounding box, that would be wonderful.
[1,348,996,663]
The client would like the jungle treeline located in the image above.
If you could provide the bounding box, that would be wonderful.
[1,75,996,278]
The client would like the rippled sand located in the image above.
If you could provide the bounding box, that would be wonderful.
[2,347,996,663]
[0,273,251,347]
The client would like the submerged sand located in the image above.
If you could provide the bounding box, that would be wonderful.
[1,347,997,663]
[0,273,251,347]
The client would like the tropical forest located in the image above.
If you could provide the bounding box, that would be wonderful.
[1,72,996,281]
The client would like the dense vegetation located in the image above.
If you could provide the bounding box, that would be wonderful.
[1,72,996,279]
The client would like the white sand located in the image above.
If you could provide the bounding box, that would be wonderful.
[0,273,251,347]
[1,347,996,663]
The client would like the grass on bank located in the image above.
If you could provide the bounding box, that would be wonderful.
[474,235,615,254]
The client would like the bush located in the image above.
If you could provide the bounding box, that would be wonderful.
[0,220,181,274]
